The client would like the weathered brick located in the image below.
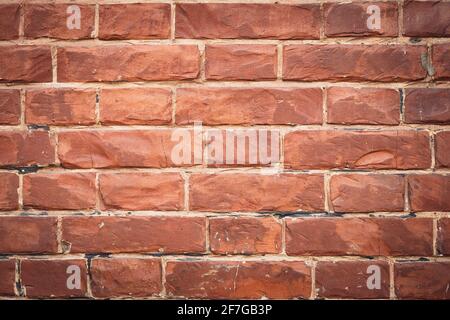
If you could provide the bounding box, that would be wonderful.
[409,175,450,212]
[91,258,162,298]
[23,173,96,210]
[0,46,52,83]
[395,262,450,299]
[21,259,88,298]
[325,2,398,37]
[190,174,324,212]
[0,131,55,167]
[284,130,431,170]
[0,173,19,211]
[0,90,20,125]
[25,89,96,125]
[100,88,172,125]
[0,259,15,296]
[283,45,427,82]
[99,173,184,211]
[438,218,450,256]
[166,260,311,299]
[403,1,450,37]
[58,46,200,82]
[0,217,58,254]
[286,218,433,256]
[436,131,450,168]
[24,4,95,39]
[330,174,405,213]
[327,87,399,125]
[206,45,277,80]
[62,216,206,254]
[433,44,450,80]
[209,217,282,255]
[176,87,322,125]
[405,88,450,124]
[0,4,20,40]
[316,261,390,299]
[176,4,320,39]
[99,4,170,40]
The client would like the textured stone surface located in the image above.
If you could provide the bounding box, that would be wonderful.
[99,173,184,210]
[0,260,15,296]
[325,2,398,37]
[100,88,172,125]
[403,1,450,37]
[176,3,320,39]
[409,175,450,212]
[0,217,58,254]
[62,216,206,254]
[286,218,433,256]
[206,45,277,80]
[327,87,399,125]
[436,131,450,168]
[0,173,19,211]
[433,44,450,80]
[21,259,88,298]
[284,130,431,170]
[166,261,311,299]
[0,4,20,40]
[25,89,96,125]
[0,90,20,125]
[23,173,96,210]
[190,174,324,212]
[91,258,162,298]
[316,261,390,299]
[330,174,405,213]
[283,45,427,82]
[58,46,200,82]
[209,217,282,254]
[405,88,450,124]
[395,262,450,299]
[99,4,170,39]
[176,87,322,125]
[438,218,450,256]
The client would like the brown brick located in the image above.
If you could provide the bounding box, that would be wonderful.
[0,173,19,211]
[0,4,20,40]
[403,1,450,37]
[436,131,450,168]
[438,218,450,256]
[0,259,15,296]
[409,175,450,212]
[405,88,450,124]
[0,90,20,125]
[286,218,433,256]
[433,44,450,80]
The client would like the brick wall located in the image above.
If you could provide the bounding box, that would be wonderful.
[0,0,449,299]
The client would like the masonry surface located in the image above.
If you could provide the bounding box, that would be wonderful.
[0,0,449,300]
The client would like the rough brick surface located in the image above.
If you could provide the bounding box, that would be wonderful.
[405,88,450,124]
[0,259,15,296]
[0,4,20,40]
[433,44,450,80]
[409,175,450,212]
[403,1,450,37]
[0,90,20,125]
[438,218,450,256]
[0,173,19,211]
[436,131,450,168]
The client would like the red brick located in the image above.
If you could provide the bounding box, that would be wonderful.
[316,261,390,299]
[209,217,282,255]
[286,218,433,256]
[24,4,94,39]
[99,173,183,211]
[405,88,450,124]
[283,45,427,82]
[433,44,450,80]
[0,4,20,40]
[21,259,88,298]
[395,262,450,299]
[436,131,450,168]
[91,258,162,298]
[0,46,52,83]
[327,87,399,125]
[0,259,15,296]
[62,216,206,254]
[325,2,398,37]
[438,218,450,256]
[409,175,450,212]
[206,45,277,80]
[0,131,55,167]
[176,4,320,39]
[99,4,170,40]
[403,1,450,37]
[0,217,58,254]
[0,173,19,211]
[58,130,197,168]
[23,173,96,210]
[330,174,405,213]
[166,260,311,299]
[0,90,20,125]
[176,87,322,125]
[25,89,96,126]
[190,174,324,212]
[58,45,200,82]
[284,130,430,170]
[100,88,172,125]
